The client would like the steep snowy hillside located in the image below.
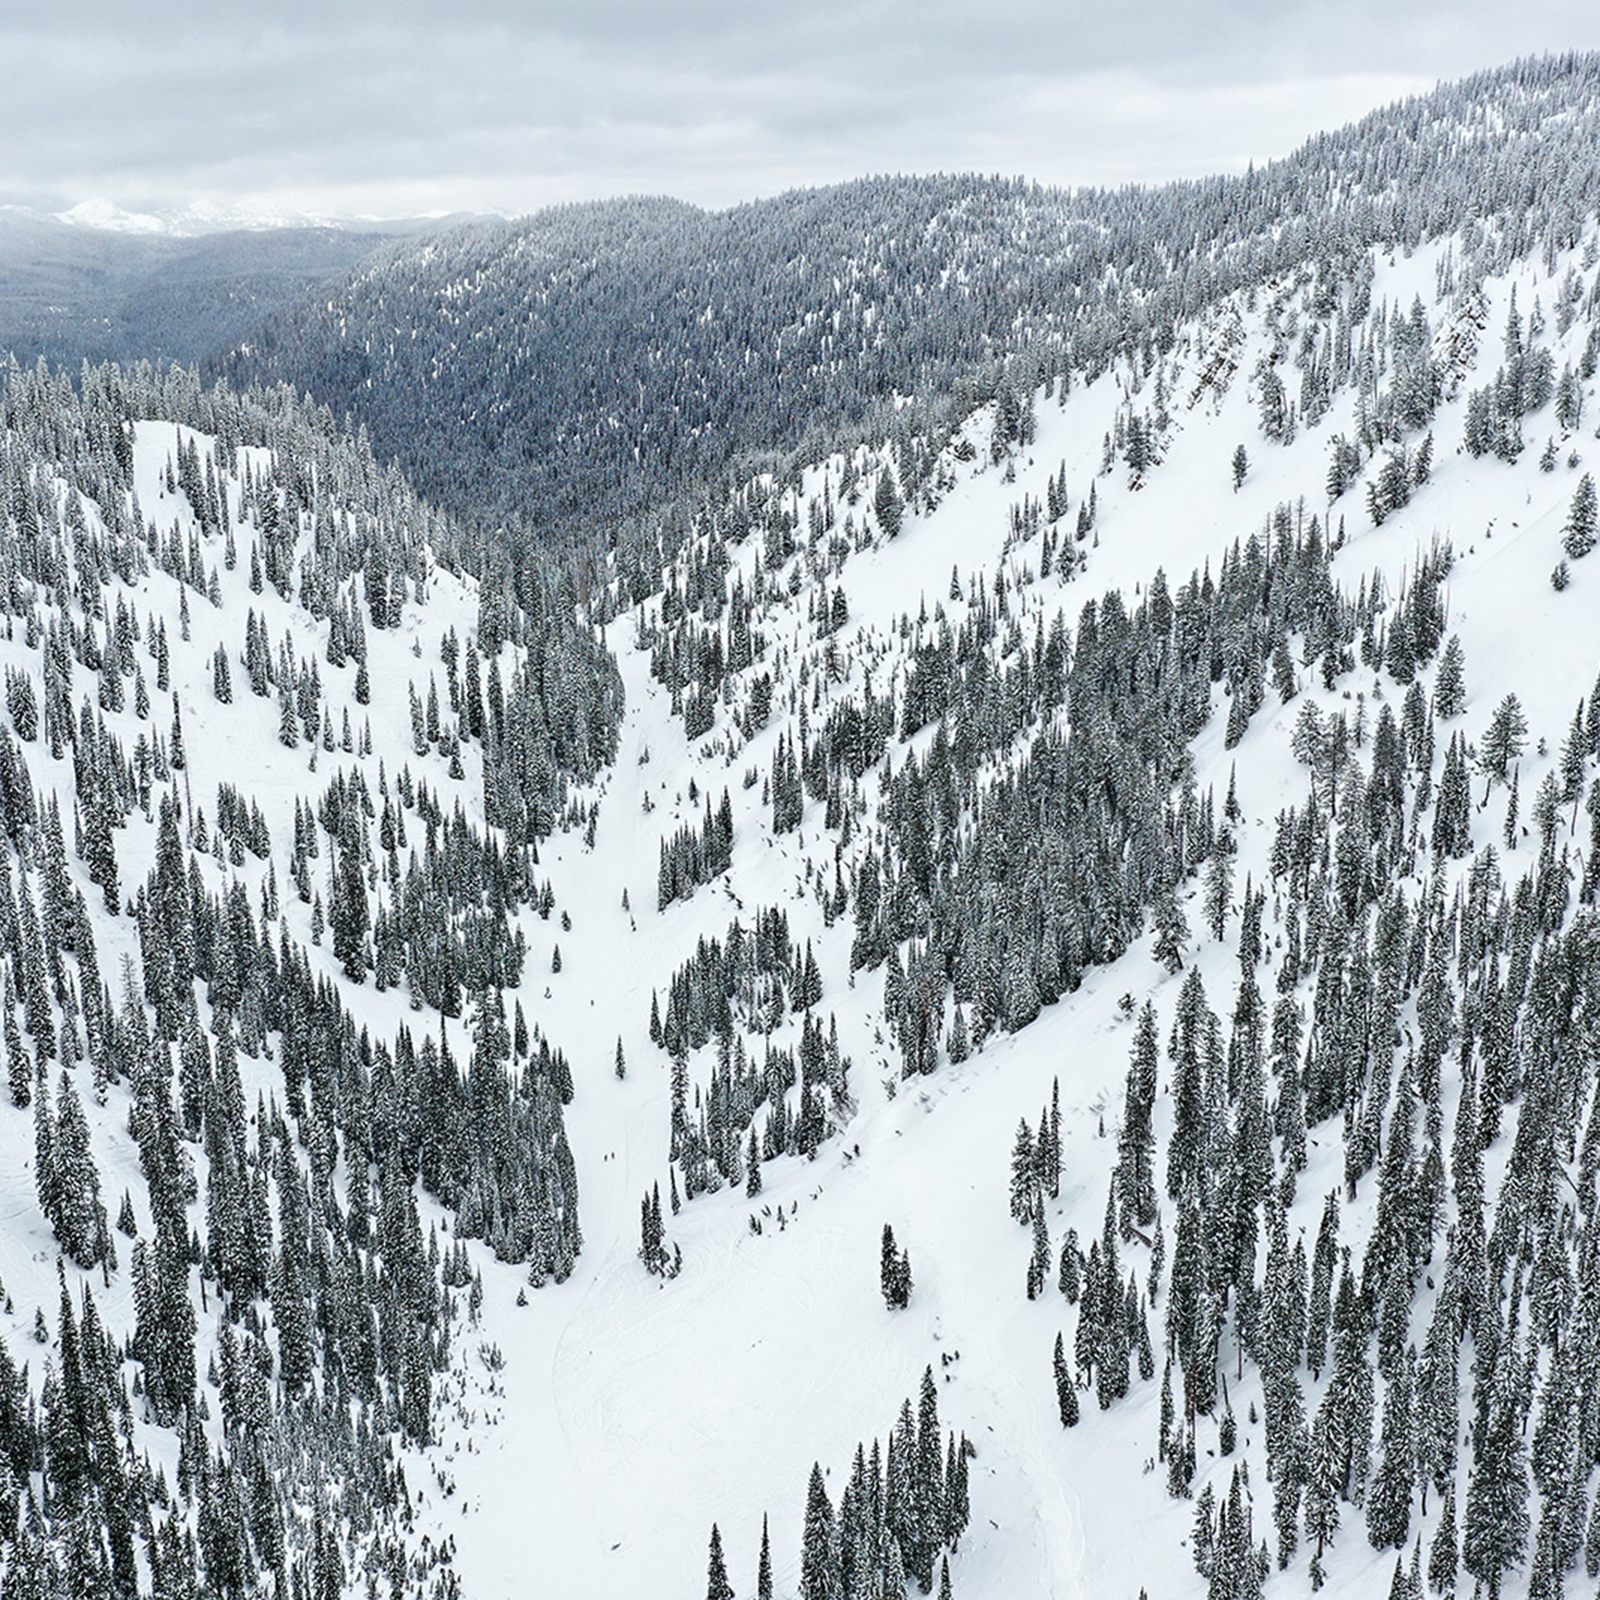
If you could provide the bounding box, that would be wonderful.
[8,96,1600,1600]
[411,221,1600,1600]
[0,362,618,1599]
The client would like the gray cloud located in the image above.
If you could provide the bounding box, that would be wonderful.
[4,2,1600,220]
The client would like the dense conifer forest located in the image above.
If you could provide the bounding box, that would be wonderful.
[215,55,1600,551]
[6,47,1600,1600]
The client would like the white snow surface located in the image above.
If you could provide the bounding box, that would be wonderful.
[1,227,1596,1600]
[427,234,1600,1600]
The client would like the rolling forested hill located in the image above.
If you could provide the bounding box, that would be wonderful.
[213,55,1600,550]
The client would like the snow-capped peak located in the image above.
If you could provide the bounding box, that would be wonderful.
[52,196,359,237]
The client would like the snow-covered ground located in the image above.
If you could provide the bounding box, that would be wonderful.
[420,233,1600,1600]
[0,220,1595,1600]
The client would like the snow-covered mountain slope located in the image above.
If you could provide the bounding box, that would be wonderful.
[0,363,620,1599]
[418,225,1600,1600]
[5,169,1600,1600]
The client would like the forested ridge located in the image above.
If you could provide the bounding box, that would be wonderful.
[215,55,1600,553]
[0,357,618,1598]
[5,49,1600,1600]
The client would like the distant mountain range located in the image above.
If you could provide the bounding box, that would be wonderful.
[0,205,480,368]
[43,198,480,238]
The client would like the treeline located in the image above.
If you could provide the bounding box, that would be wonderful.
[704,1367,972,1600]
[0,357,607,1597]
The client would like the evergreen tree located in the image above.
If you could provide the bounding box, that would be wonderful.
[51,1072,107,1268]
[706,1523,734,1600]
[881,1224,911,1310]
[1429,1483,1458,1597]
[1563,472,1597,559]
[640,1184,666,1275]
[1434,634,1466,718]
[1203,833,1234,941]
[874,470,903,539]
[1053,1331,1079,1427]
[330,810,370,983]
[1480,694,1528,783]
[1366,1350,1416,1550]
[1151,876,1190,972]
[1462,1340,1530,1598]
[1009,1119,1038,1223]
[800,1463,839,1600]
[1027,1205,1051,1299]
[1117,1002,1159,1229]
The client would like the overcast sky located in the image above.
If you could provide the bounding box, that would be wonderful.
[7,2,1600,223]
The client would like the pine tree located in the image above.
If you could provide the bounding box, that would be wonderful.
[1366,1350,1416,1549]
[1151,877,1189,972]
[1304,1400,1343,1575]
[52,1072,107,1267]
[1428,1483,1458,1597]
[1306,1194,1338,1379]
[277,683,299,747]
[1166,968,1212,1201]
[874,469,903,539]
[1058,1228,1080,1302]
[948,1003,969,1064]
[881,1223,911,1310]
[1433,634,1466,718]
[640,1184,665,1275]
[1203,833,1234,941]
[1558,703,1588,802]
[706,1524,734,1600]
[1009,1120,1038,1224]
[1432,734,1472,858]
[1563,472,1597,558]
[4,974,29,1109]
[800,1463,839,1600]
[330,811,369,983]
[1117,1003,1159,1229]
[1027,1205,1051,1299]
[1035,1084,1061,1199]
[1053,1331,1079,1427]
[1480,694,1528,783]
[909,1365,944,1589]
[1462,1340,1530,1597]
